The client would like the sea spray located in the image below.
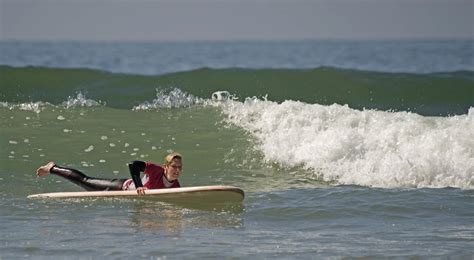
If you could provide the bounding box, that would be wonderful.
[133,88,205,110]
[62,92,103,108]
[0,92,102,113]
[0,101,50,114]
[219,98,474,189]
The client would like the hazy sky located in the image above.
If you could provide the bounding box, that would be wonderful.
[1,0,472,42]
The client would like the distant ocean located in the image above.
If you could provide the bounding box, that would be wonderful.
[1,40,473,258]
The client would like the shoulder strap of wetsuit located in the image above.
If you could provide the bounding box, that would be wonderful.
[128,161,146,188]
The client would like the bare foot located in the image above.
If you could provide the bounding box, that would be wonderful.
[36,161,56,177]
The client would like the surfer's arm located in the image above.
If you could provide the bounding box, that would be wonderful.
[128,160,147,188]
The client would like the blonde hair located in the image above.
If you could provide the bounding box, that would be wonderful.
[164,152,182,165]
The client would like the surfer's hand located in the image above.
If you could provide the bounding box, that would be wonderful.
[136,187,147,195]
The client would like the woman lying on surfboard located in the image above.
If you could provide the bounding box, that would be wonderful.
[35,152,182,195]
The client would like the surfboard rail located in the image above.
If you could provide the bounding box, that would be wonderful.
[27,185,244,203]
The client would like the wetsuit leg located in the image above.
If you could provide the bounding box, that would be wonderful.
[50,165,127,191]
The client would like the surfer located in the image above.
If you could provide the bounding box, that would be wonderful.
[35,152,182,195]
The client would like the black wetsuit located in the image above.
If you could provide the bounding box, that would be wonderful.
[50,161,146,191]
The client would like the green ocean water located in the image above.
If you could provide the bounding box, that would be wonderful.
[1,41,473,258]
[1,65,472,115]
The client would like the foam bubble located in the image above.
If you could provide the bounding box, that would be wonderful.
[84,145,94,152]
[221,99,474,189]
[211,91,231,101]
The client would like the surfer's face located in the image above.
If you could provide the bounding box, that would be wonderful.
[165,158,182,181]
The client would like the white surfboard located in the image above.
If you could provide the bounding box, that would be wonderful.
[28,185,244,204]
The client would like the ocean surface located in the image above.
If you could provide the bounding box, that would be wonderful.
[0,40,473,258]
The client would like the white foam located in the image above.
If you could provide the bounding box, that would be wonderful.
[0,101,49,113]
[20,102,48,113]
[1,93,100,113]
[221,99,474,189]
[132,88,204,110]
[61,92,102,108]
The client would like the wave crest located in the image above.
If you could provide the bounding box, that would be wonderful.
[220,98,474,189]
